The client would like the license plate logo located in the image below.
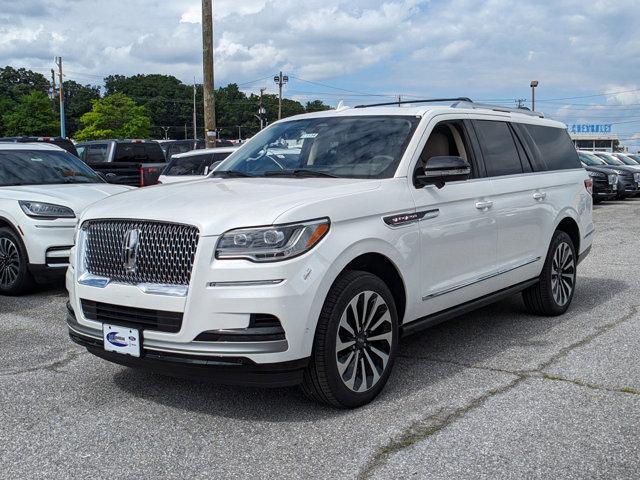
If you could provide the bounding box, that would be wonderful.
[103,324,140,357]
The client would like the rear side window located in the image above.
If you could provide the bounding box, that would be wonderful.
[114,143,165,163]
[164,153,213,176]
[85,144,108,163]
[522,125,580,171]
[473,120,523,177]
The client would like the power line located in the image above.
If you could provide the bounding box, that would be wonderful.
[289,75,389,97]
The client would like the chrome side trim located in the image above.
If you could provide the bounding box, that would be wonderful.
[383,209,440,228]
[207,279,284,288]
[422,256,541,301]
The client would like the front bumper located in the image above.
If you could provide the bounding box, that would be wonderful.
[67,309,308,387]
[67,235,335,365]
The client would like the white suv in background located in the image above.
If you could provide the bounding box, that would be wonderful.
[67,99,593,408]
[0,143,131,295]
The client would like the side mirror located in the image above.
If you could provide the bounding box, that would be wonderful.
[417,156,471,189]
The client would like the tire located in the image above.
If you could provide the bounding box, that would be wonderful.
[523,230,577,316]
[302,270,398,408]
[0,227,33,296]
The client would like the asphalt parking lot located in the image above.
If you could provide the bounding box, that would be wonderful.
[2,199,639,480]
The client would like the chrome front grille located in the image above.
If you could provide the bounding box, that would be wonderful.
[83,220,200,286]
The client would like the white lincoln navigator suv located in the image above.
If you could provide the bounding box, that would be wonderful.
[67,99,594,408]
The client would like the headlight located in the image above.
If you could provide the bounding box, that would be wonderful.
[19,201,75,219]
[587,171,603,178]
[216,218,330,262]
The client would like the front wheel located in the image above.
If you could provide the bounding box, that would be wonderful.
[0,227,33,296]
[302,270,398,408]
[523,230,577,316]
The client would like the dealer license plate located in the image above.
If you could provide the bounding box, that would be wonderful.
[103,324,140,357]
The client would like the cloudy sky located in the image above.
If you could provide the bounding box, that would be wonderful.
[2,0,640,148]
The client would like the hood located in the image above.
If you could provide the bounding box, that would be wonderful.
[585,166,616,175]
[596,165,639,176]
[1,183,133,215]
[81,177,381,236]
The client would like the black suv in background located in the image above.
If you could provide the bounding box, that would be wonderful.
[75,139,166,187]
[578,152,617,203]
[0,136,79,157]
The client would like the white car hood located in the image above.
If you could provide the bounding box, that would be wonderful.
[1,183,133,215]
[82,177,381,236]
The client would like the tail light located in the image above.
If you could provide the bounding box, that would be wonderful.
[139,167,145,187]
[584,178,593,195]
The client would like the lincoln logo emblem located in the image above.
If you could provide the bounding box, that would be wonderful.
[122,228,141,272]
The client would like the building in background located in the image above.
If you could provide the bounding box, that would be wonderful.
[568,124,618,152]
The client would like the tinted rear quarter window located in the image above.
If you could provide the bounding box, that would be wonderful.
[473,120,523,177]
[85,144,108,163]
[522,124,580,170]
[164,153,214,175]
[114,143,165,163]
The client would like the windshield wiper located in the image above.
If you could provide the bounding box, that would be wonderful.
[264,169,339,178]
[210,170,254,178]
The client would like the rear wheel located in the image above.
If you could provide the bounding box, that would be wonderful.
[523,230,576,316]
[302,270,398,408]
[0,227,33,296]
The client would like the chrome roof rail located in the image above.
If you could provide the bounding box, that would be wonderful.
[354,97,472,109]
[452,100,545,118]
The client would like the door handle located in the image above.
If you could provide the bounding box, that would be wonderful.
[475,200,494,211]
[533,192,547,201]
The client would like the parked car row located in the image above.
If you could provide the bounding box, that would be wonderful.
[578,150,640,202]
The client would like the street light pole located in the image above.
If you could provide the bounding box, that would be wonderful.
[202,0,217,148]
[55,57,66,138]
[274,71,288,120]
[530,80,539,111]
[192,76,197,141]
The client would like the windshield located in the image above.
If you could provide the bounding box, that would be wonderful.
[216,116,420,178]
[578,152,606,166]
[164,152,233,176]
[0,149,103,186]
[595,152,624,165]
[615,154,640,165]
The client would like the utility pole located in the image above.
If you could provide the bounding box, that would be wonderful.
[398,95,402,107]
[192,77,197,141]
[55,57,66,138]
[202,0,217,147]
[274,71,288,120]
[50,69,56,100]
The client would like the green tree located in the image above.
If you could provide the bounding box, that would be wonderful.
[74,93,151,141]
[0,66,52,135]
[305,100,332,112]
[2,91,59,136]
[104,74,193,139]
[63,80,101,136]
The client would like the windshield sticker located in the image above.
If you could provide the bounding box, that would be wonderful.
[301,133,318,139]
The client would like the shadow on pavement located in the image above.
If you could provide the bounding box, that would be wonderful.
[109,275,628,420]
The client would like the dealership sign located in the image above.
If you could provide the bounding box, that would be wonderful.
[568,124,613,134]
